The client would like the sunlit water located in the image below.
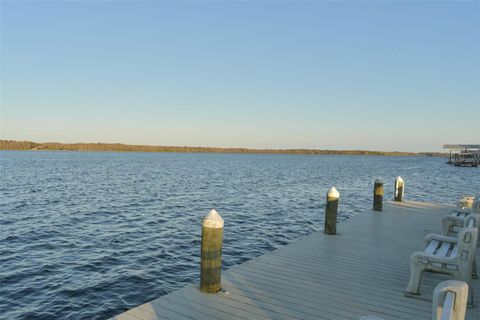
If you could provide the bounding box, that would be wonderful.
[1,151,479,319]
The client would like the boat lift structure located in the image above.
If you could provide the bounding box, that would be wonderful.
[443,144,480,167]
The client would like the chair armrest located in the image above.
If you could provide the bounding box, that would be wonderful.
[411,251,457,264]
[449,209,471,216]
[424,233,457,246]
[442,216,465,235]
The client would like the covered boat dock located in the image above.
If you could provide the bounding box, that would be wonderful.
[443,144,480,167]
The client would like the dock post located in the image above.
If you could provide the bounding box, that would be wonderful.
[394,176,404,202]
[373,179,383,211]
[200,209,224,293]
[325,187,339,235]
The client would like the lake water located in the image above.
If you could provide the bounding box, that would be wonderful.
[1,151,479,320]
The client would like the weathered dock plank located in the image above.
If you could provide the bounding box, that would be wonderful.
[111,201,480,320]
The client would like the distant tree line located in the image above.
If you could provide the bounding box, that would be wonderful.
[0,140,446,157]
[0,140,41,150]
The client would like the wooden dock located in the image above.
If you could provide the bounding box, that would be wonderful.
[111,201,480,320]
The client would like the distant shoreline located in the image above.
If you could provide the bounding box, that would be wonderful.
[0,140,446,157]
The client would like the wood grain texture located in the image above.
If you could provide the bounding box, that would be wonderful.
[200,226,223,293]
[111,201,480,320]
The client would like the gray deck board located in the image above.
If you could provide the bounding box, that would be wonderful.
[111,201,480,320]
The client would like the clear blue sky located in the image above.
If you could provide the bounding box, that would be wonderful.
[1,1,479,152]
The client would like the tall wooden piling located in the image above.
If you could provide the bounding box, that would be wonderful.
[200,209,224,293]
[394,176,404,202]
[325,187,339,235]
[373,179,383,211]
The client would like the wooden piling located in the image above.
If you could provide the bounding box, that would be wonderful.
[200,209,223,293]
[324,187,339,235]
[373,179,383,211]
[394,176,404,202]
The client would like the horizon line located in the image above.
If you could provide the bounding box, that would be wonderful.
[0,139,447,156]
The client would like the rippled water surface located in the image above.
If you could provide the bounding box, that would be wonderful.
[1,151,479,319]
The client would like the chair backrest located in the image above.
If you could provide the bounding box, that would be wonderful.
[466,216,474,228]
[464,213,480,229]
[432,280,468,320]
[449,208,471,218]
[456,226,478,264]
[473,196,480,214]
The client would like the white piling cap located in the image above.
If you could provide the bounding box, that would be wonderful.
[375,178,382,184]
[395,176,404,183]
[327,187,340,199]
[202,209,224,229]
[457,196,475,209]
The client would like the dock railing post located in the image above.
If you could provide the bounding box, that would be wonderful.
[325,187,339,235]
[373,179,383,211]
[394,176,404,202]
[200,209,223,293]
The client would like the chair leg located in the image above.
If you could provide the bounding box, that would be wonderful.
[459,267,474,306]
[468,282,475,307]
[472,257,478,279]
[406,254,425,295]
